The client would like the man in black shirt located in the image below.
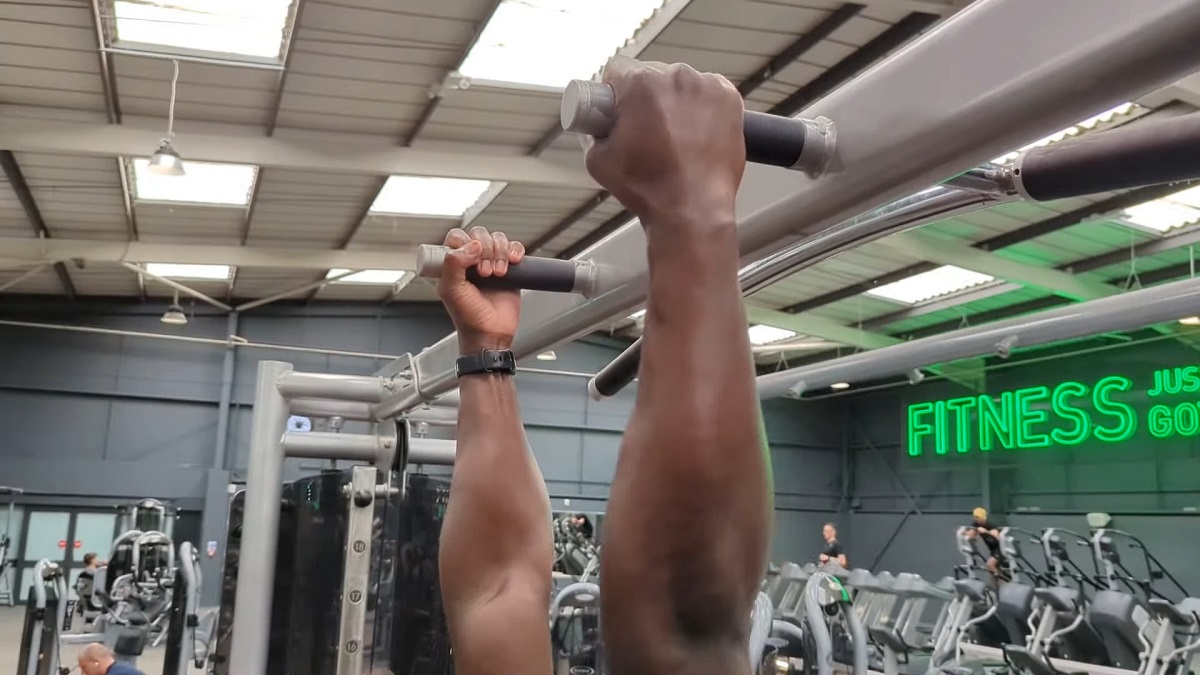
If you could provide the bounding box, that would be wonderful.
[966,507,1004,577]
[819,523,848,568]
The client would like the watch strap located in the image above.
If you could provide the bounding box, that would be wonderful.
[456,349,516,378]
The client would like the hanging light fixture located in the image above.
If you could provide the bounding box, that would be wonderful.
[161,290,188,326]
[148,59,185,177]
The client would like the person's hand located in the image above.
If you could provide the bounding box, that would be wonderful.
[583,56,746,232]
[436,227,526,353]
[819,553,829,563]
[977,526,988,534]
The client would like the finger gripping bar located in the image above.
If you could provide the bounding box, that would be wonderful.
[561,79,834,175]
[416,245,597,296]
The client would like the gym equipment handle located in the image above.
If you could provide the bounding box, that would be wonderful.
[561,80,832,173]
[415,245,597,296]
[1015,111,1200,201]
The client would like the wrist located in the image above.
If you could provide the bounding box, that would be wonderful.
[458,334,513,355]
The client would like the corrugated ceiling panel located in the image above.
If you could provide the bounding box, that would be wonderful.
[113,56,278,126]
[135,204,245,244]
[468,185,602,244]
[0,175,34,238]
[70,264,141,297]
[0,1,104,111]
[0,268,63,295]
[247,169,381,248]
[349,215,456,248]
[533,200,630,257]
[276,0,486,135]
[15,153,128,241]
[882,285,1051,334]
[804,294,904,324]
[1088,247,1193,282]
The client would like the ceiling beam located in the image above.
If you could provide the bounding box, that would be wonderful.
[784,182,1200,315]
[0,238,417,272]
[0,152,77,299]
[0,116,595,189]
[862,281,1022,330]
[745,305,900,350]
[876,230,1118,301]
[1067,223,1200,273]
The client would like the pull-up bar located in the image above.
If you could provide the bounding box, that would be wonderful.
[371,0,1200,423]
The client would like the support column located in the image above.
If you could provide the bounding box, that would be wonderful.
[212,312,239,471]
[228,360,292,675]
[199,312,238,606]
[197,470,231,606]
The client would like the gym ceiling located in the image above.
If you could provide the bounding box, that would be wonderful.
[3,0,1200,368]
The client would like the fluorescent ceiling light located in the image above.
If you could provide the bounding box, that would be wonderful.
[370,176,494,217]
[536,351,558,361]
[458,0,666,89]
[1180,316,1200,326]
[628,309,646,321]
[133,159,256,206]
[992,102,1142,164]
[866,265,995,305]
[326,269,408,284]
[145,263,231,281]
[830,382,851,391]
[1120,185,1200,233]
[748,324,797,346]
[113,0,293,59]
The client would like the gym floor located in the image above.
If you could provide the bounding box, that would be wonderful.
[0,606,200,674]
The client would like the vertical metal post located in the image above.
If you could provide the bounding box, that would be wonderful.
[337,466,377,675]
[213,312,239,470]
[228,360,292,675]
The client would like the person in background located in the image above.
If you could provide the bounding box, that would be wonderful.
[819,523,848,568]
[75,552,101,614]
[965,507,1005,578]
[77,642,146,675]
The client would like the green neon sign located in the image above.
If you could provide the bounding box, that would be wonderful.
[906,367,1200,457]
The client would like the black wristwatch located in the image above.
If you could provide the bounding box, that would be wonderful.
[455,349,517,378]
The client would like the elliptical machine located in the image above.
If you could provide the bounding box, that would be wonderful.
[16,559,69,675]
[1002,528,1111,675]
[1088,529,1200,675]
[767,565,868,675]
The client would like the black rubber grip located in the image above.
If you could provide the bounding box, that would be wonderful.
[1018,111,1200,201]
[416,245,583,293]
[743,110,808,168]
[590,337,642,399]
[464,257,577,293]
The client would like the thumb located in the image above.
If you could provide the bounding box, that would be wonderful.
[441,240,482,285]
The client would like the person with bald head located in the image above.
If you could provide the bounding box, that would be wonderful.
[77,643,146,675]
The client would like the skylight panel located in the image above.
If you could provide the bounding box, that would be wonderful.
[458,0,666,89]
[748,324,797,346]
[866,265,995,305]
[327,269,409,285]
[370,177,494,218]
[1120,185,1200,233]
[113,0,293,59]
[991,102,1142,164]
[133,159,257,206]
[145,263,231,280]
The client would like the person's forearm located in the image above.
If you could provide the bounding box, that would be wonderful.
[606,217,771,641]
[440,372,552,605]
